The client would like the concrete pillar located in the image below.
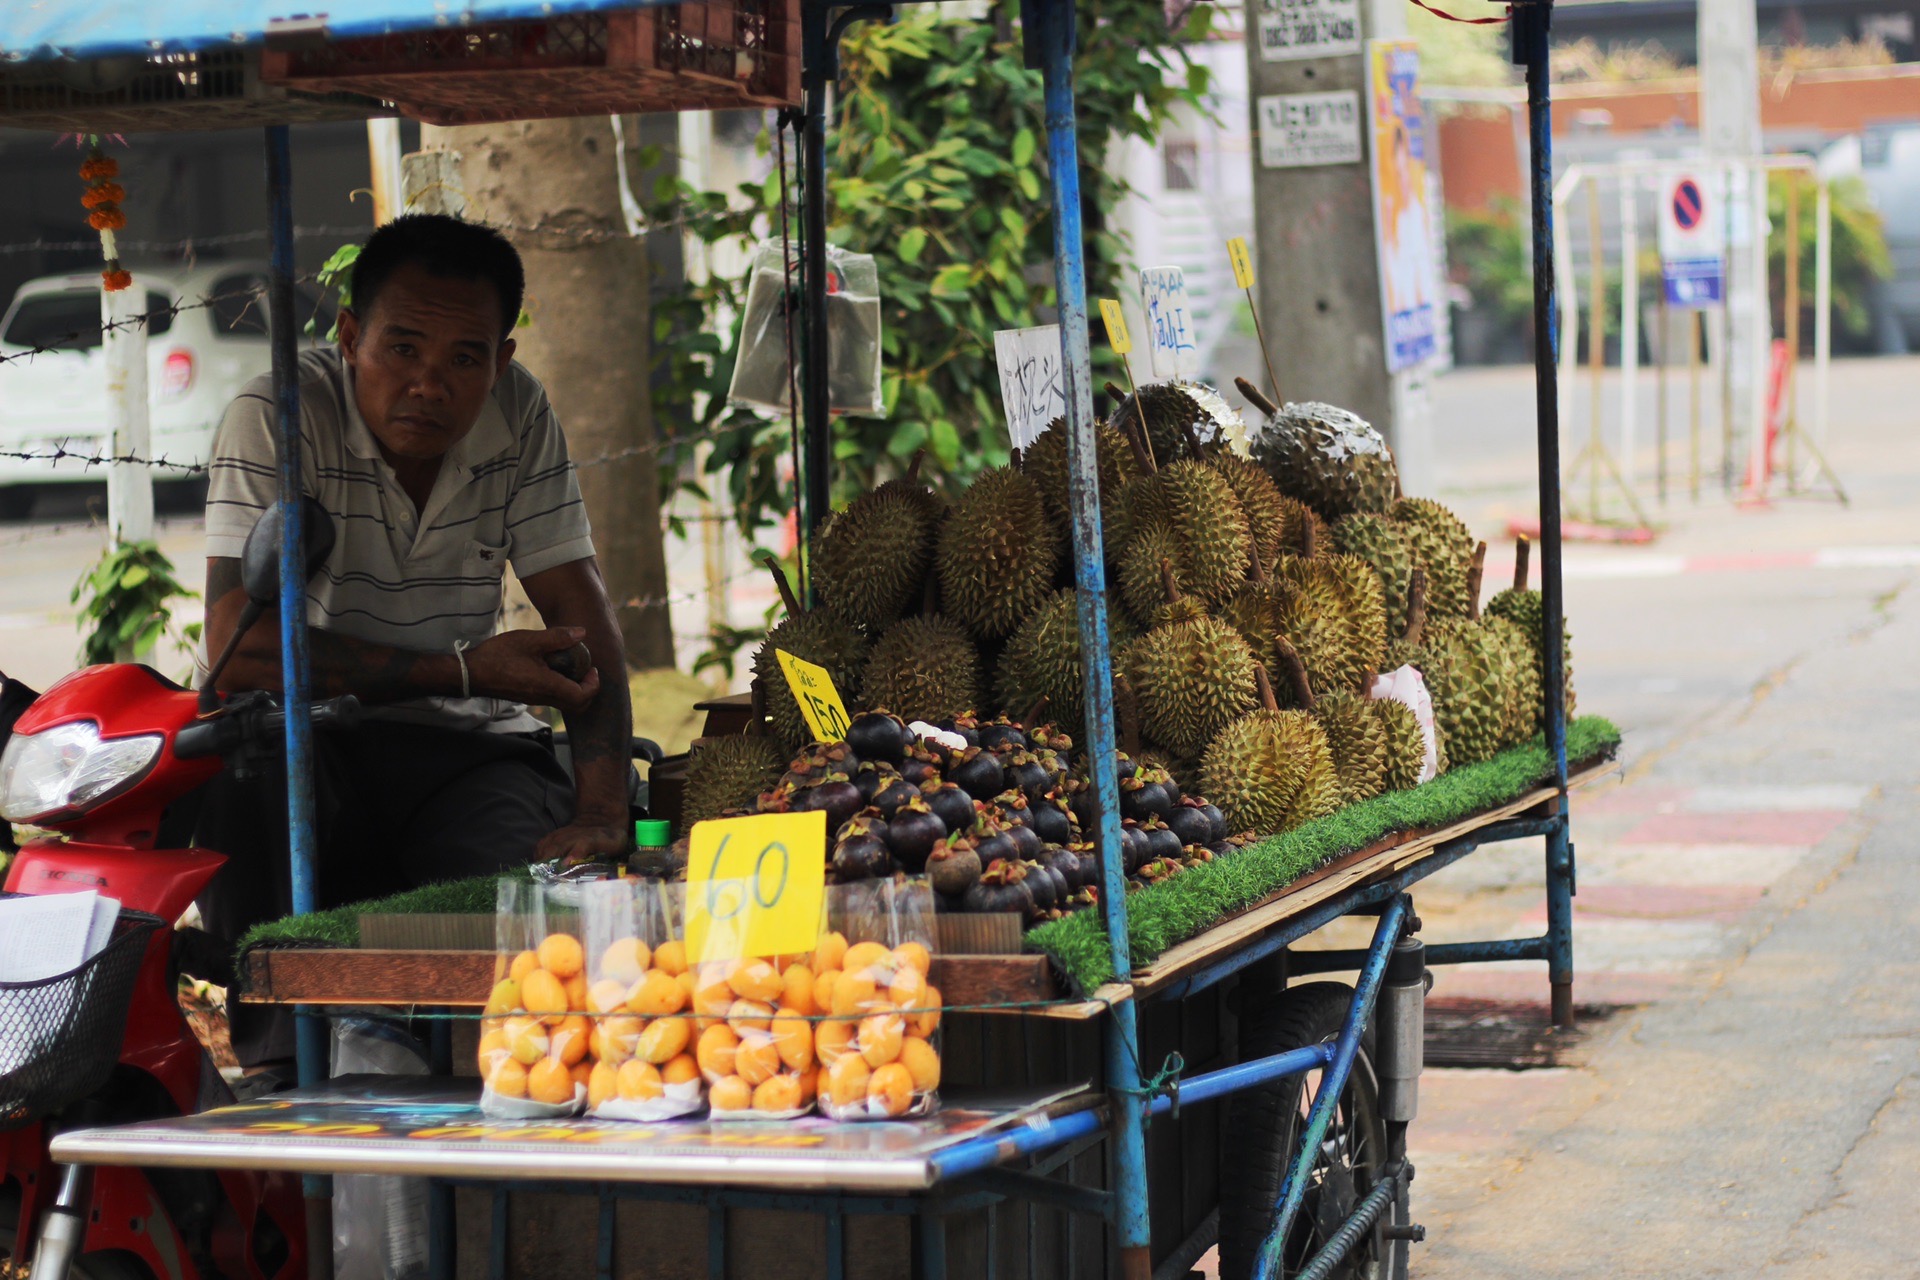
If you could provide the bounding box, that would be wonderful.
[1698,0,1768,473]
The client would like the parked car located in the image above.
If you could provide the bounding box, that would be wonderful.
[0,262,332,518]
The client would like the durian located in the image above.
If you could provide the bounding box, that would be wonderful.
[995,589,1136,740]
[1332,511,1420,637]
[752,563,871,748]
[1209,452,1295,570]
[1412,614,1510,767]
[1198,663,1341,836]
[1392,497,1475,621]
[811,452,945,634]
[1484,537,1576,727]
[1271,553,1383,699]
[683,733,789,834]
[1125,563,1259,758]
[1106,379,1242,467]
[936,466,1061,641]
[1374,695,1429,791]
[1020,417,1132,550]
[1136,459,1253,607]
[1316,691,1388,806]
[861,610,983,725]
[1236,379,1400,521]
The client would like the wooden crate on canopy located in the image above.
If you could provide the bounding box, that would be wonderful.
[259,1,801,125]
[0,47,383,131]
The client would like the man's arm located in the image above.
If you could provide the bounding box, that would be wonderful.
[204,557,599,711]
[518,557,633,866]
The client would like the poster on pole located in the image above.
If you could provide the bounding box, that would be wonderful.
[1658,173,1726,307]
[993,324,1065,451]
[1254,0,1360,62]
[1365,41,1439,373]
[1139,266,1200,379]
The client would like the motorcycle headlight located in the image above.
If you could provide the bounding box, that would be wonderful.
[0,721,163,824]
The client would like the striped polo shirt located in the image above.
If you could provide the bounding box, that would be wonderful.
[202,347,596,733]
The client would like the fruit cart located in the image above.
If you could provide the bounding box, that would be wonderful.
[5,0,1602,1277]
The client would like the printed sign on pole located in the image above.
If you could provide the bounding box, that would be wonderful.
[1365,42,1439,372]
[1256,90,1363,169]
[1658,174,1725,308]
[1254,0,1360,62]
[993,324,1066,451]
[1139,267,1199,379]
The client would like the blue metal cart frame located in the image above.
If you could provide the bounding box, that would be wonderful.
[9,0,1578,1274]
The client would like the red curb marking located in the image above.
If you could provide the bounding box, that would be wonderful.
[1521,883,1765,924]
[1681,552,1816,573]
[1618,810,1850,846]
[1577,785,1692,816]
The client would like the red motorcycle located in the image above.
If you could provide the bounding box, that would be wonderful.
[1,500,342,1280]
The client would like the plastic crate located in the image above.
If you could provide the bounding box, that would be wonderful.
[260,1,801,126]
[0,47,383,132]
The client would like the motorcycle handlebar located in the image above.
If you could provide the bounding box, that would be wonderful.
[173,695,363,760]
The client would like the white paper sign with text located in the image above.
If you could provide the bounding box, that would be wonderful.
[1139,266,1200,380]
[994,324,1066,451]
[1255,0,1360,62]
[1257,90,1363,169]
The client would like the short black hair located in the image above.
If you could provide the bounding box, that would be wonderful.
[348,214,524,341]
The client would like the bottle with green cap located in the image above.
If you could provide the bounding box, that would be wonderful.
[632,819,674,877]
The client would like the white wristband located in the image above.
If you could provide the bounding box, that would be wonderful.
[453,639,473,699]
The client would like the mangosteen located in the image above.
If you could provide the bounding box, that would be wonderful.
[973,820,1018,869]
[1006,822,1044,862]
[847,711,908,765]
[1033,749,1069,790]
[1207,841,1235,858]
[901,749,942,788]
[782,740,855,788]
[949,747,1006,801]
[1199,803,1228,844]
[1164,803,1214,849]
[1127,772,1174,820]
[836,807,888,847]
[1029,799,1073,846]
[1118,778,1153,822]
[852,760,900,804]
[1044,846,1084,891]
[1113,753,1138,783]
[963,860,1035,918]
[923,783,977,836]
[927,836,983,896]
[832,814,893,880]
[885,798,947,872]
[1118,821,1151,874]
[1020,860,1061,911]
[793,778,863,833]
[1065,779,1099,829]
[872,777,920,820]
[1004,751,1052,801]
[1142,819,1182,864]
[940,716,983,747]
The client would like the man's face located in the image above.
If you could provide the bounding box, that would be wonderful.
[337,262,516,462]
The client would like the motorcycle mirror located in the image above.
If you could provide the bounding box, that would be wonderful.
[240,496,336,606]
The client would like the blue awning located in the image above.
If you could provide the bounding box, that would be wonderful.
[1,1,667,64]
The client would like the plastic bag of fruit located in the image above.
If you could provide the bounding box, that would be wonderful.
[814,877,942,1122]
[577,878,706,1121]
[685,879,822,1122]
[478,879,589,1117]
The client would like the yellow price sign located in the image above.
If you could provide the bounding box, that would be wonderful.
[1098,298,1132,355]
[685,811,827,963]
[775,648,851,742]
[1227,237,1255,290]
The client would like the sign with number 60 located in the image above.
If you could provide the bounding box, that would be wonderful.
[685,810,828,963]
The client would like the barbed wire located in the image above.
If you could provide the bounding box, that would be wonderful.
[0,277,313,368]
[0,443,206,473]
[0,226,371,257]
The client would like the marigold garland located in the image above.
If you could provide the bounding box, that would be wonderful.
[80,143,130,292]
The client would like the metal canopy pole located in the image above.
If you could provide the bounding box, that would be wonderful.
[1022,0,1149,1274]
[800,29,832,582]
[1513,2,1576,1029]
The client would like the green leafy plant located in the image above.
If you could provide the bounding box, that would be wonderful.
[1446,196,1535,335]
[305,243,361,342]
[1769,173,1890,340]
[72,540,200,666]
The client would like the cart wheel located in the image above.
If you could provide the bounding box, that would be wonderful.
[1217,982,1409,1280]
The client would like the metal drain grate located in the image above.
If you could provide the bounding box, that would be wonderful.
[1423,999,1628,1069]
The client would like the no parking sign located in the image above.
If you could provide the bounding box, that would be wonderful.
[1658,174,1725,308]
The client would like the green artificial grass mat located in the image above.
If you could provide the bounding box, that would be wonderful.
[1026,715,1621,996]
[236,866,531,959]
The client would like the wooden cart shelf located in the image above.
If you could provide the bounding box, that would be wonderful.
[241,760,1616,1020]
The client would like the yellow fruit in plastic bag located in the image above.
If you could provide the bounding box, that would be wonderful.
[814,931,848,975]
[709,1075,751,1111]
[520,969,568,1024]
[889,967,928,1010]
[727,958,784,1003]
[636,1016,691,1064]
[753,1075,802,1113]
[868,1063,913,1117]
[696,1024,740,1078]
[590,1015,641,1065]
[780,964,816,1015]
[812,968,841,1013]
[815,1018,857,1067]
[831,970,879,1018]
[826,1054,871,1109]
[528,1057,574,1105]
[569,1061,592,1089]
[598,936,650,986]
[662,1053,700,1086]
[477,1028,508,1060]
[564,972,589,1014]
[552,1015,592,1066]
[727,998,774,1035]
[892,942,932,976]
[587,979,629,1016]
[587,1060,618,1109]
[898,1037,941,1093]
[734,1034,781,1086]
[537,932,585,980]
[908,985,942,1038]
[770,1014,813,1071]
[503,1015,549,1066]
[628,970,687,1018]
[796,1067,818,1104]
[617,1059,663,1101]
[843,941,893,979]
[675,971,698,1003]
[487,1057,528,1098]
[859,1012,905,1068]
[483,979,521,1016]
[651,938,688,977]
[508,950,540,984]
[693,969,737,1020]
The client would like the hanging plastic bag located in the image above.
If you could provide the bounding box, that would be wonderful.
[814,877,941,1122]
[578,878,706,1121]
[478,879,588,1118]
[726,238,885,418]
[687,877,819,1122]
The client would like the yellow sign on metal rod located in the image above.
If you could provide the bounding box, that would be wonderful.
[775,648,851,743]
[1227,237,1255,290]
[685,811,827,963]
[1229,237,1281,406]
[1098,298,1132,355]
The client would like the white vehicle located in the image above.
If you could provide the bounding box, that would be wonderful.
[0,262,332,518]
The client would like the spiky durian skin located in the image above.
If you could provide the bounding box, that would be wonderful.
[936,466,1061,642]
[1271,556,1379,700]
[1127,614,1259,759]
[995,589,1137,737]
[683,735,790,835]
[1482,616,1544,747]
[1374,696,1429,791]
[860,615,982,724]
[1199,710,1341,836]
[1484,586,1577,724]
[1116,520,1184,626]
[1332,512,1420,637]
[1316,690,1387,806]
[1412,618,1509,766]
[1392,498,1475,621]
[811,476,944,634]
[1220,576,1293,676]
[1321,553,1388,689]
[1117,382,1209,466]
[753,610,870,748]
[1023,417,1132,550]
[1210,454,1292,570]
[1250,400,1400,521]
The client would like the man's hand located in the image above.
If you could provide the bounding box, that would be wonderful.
[537,817,632,867]
[465,627,601,712]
